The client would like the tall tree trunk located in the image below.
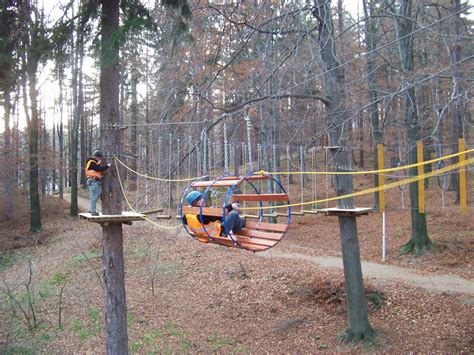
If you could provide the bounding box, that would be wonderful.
[20,0,43,232]
[58,70,65,200]
[70,21,80,217]
[447,0,466,203]
[395,0,431,254]
[313,0,373,343]
[130,62,138,184]
[99,0,128,352]
[79,27,86,189]
[3,89,14,220]
[362,0,383,209]
[27,63,42,232]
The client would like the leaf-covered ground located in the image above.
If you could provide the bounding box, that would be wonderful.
[0,183,473,353]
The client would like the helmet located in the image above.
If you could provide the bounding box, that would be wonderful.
[186,191,202,205]
[92,150,103,158]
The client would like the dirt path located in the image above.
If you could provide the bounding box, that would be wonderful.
[62,193,99,212]
[260,249,474,297]
[59,193,474,298]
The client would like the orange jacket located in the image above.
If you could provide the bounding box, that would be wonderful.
[185,213,221,242]
[85,159,105,180]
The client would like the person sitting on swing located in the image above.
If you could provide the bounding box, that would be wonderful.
[182,191,246,241]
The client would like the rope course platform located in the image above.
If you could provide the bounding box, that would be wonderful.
[319,207,373,217]
[79,212,145,224]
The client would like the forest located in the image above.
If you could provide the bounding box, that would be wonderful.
[0,0,473,353]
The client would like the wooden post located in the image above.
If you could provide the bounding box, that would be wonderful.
[459,138,467,211]
[377,144,385,211]
[417,141,425,213]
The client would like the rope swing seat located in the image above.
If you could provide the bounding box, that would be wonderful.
[180,173,291,252]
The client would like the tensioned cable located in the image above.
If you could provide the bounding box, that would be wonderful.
[107,7,472,131]
[257,147,474,176]
[114,147,472,182]
[241,155,474,211]
[115,155,202,182]
[115,160,182,230]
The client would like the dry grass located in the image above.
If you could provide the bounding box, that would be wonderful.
[0,181,473,353]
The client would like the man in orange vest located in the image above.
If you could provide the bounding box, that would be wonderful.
[85,150,111,216]
[182,191,246,241]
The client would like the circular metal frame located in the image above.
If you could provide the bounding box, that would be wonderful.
[180,173,291,251]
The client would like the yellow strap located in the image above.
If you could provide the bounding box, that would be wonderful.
[417,141,425,213]
[459,139,467,211]
[115,162,182,230]
[377,144,385,212]
[261,147,474,176]
[114,156,201,182]
[114,148,473,181]
[241,155,474,211]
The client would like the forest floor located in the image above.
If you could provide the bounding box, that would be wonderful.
[0,182,473,353]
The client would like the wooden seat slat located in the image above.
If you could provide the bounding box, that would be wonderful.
[233,193,289,202]
[244,221,288,233]
[236,228,284,241]
[189,232,270,251]
[181,206,224,217]
[234,235,277,247]
[212,238,274,251]
[192,180,241,187]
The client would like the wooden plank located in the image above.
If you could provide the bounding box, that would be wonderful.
[232,193,288,202]
[244,220,288,233]
[192,179,240,187]
[290,211,305,216]
[188,232,269,251]
[79,212,145,223]
[242,175,271,181]
[181,206,224,217]
[301,209,320,214]
[262,213,279,218]
[218,175,270,182]
[319,207,372,217]
[234,235,277,247]
[242,214,260,219]
[156,215,172,220]
[236,228,284,241]
[140,208,164,215]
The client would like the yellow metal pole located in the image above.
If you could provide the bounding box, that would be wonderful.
[377,144,385,211]
[459,138,467,211]
[417,141,425,213]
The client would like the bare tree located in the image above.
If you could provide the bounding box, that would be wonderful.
[313,0,374,343]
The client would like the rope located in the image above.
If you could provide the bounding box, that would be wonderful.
[244,111,254,171]
[201,128,208,176]
[257,147,474,176]
[114,156,200,182]
[115,146,472,185]
[114,159,182,229]
[223,114,229,175]
[241,155,474,211]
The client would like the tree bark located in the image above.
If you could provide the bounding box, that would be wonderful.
[2,89,14,220]
[447,0,466,203]
[394,0,431,254]
[27,60,42,232]
[362,0,383,209]
[70,20,79,217]
[99,0,128,353]
[313,0,373,343]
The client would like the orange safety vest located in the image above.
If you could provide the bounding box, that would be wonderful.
[85,159,104,180]
[185,213,221,242]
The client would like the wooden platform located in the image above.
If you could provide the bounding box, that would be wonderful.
[79,212,146,224]
[188,220,288,252]
[319,207,372,217]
